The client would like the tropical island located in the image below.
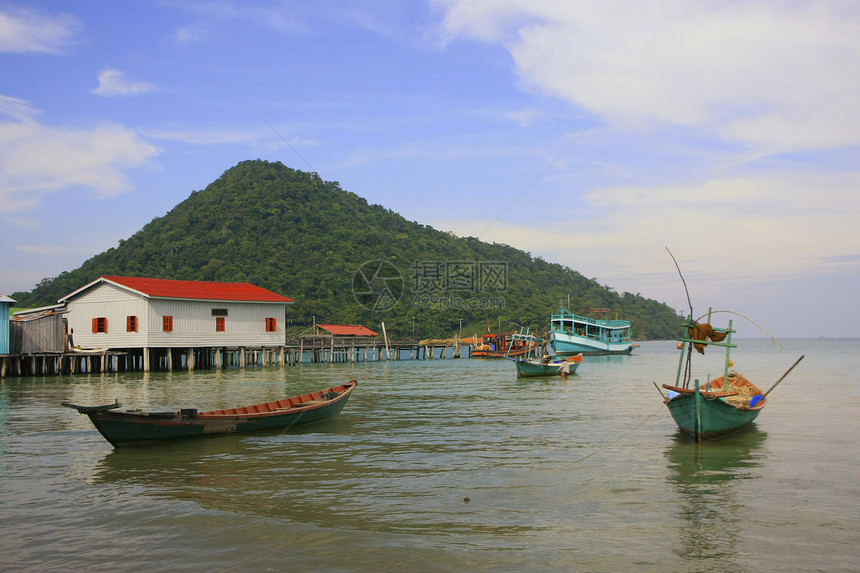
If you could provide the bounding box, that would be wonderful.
[11,160,682,340]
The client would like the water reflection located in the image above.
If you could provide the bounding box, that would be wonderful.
[664,427,767,572]
[0,385,10,463]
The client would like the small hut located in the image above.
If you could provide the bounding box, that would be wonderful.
[10,305,67,354]
[299,323,380,363]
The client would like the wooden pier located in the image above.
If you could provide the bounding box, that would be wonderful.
[0,338,471,377]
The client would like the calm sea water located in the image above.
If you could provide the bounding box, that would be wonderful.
[0,339,857,572]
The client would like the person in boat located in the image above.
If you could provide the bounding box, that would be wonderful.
[560,360,571,378]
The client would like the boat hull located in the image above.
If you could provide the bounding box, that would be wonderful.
[484,346,533,359]
[66,381,357,447]
[549,331,633,356]
[664,382,765,441]
[512,355,583,378]
[549,308,633,356]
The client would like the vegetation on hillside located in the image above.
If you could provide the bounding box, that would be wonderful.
[11,160,682,339]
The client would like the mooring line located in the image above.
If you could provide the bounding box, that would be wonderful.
[568,404,664,466]
[478,109,606,239]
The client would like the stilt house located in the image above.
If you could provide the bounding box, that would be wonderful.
[59,276,293,370]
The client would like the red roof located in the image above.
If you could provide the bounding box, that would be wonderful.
[317,324,378,336]
[64,276,293,303]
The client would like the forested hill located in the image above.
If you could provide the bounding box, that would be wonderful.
[12,160,682,339]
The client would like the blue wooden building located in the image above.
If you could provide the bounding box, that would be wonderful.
[0,294,15,354]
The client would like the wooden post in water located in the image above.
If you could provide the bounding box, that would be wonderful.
[382,322,391,361]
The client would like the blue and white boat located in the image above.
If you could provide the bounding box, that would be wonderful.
[549,307,635,356]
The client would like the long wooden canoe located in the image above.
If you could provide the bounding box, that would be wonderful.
[63,380,357,448]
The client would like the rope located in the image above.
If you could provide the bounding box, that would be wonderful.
[694,310,787,350]
[568,404,664,465]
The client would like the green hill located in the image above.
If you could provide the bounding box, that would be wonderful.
[11,160,682,339]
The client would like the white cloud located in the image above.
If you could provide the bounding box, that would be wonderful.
[0,98,160,214]
[500,107,542,127]
[91,68,157,97]
[0,6,82,53]
[435,0,860,154]
[141,128,310,148]
[0,94,41,123]
[433,170,860,299]
[174,23,207,44]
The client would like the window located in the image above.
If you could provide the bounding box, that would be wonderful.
[126,316,138,332]
[266,317,277,332]
[92,317,108,333]
[211,308,228,316]
[163,316,173,332]
[216,316,225,332]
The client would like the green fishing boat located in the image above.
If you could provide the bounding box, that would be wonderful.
[660,315,803,441]
[504,328,583,378]
[659,249,804,442]
[513,353,583,378]
[661,316,766,440]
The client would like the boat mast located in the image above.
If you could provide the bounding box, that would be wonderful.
[723,319,733,392]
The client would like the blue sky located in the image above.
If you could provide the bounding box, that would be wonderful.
[1,1,858,338]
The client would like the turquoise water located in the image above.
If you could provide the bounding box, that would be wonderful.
[0,339,857,571]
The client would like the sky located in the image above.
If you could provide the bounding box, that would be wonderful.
[1,0,858,338]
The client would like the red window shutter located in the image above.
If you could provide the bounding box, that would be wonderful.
[104,317,108,333]
[92,318,98,333]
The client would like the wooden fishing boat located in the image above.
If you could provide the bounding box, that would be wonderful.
[485,335,535,359]
[471,333,498,358]
[513,354,583,378]
[549,306,634,356]
[660,315,803,442]
[472,331,536,358]
[63,380,357,447]
[503,328,583,377]
[658,249,804,442]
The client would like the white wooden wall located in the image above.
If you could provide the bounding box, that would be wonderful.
[67,282,286,349]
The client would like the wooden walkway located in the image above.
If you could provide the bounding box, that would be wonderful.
[0,339,471,377]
